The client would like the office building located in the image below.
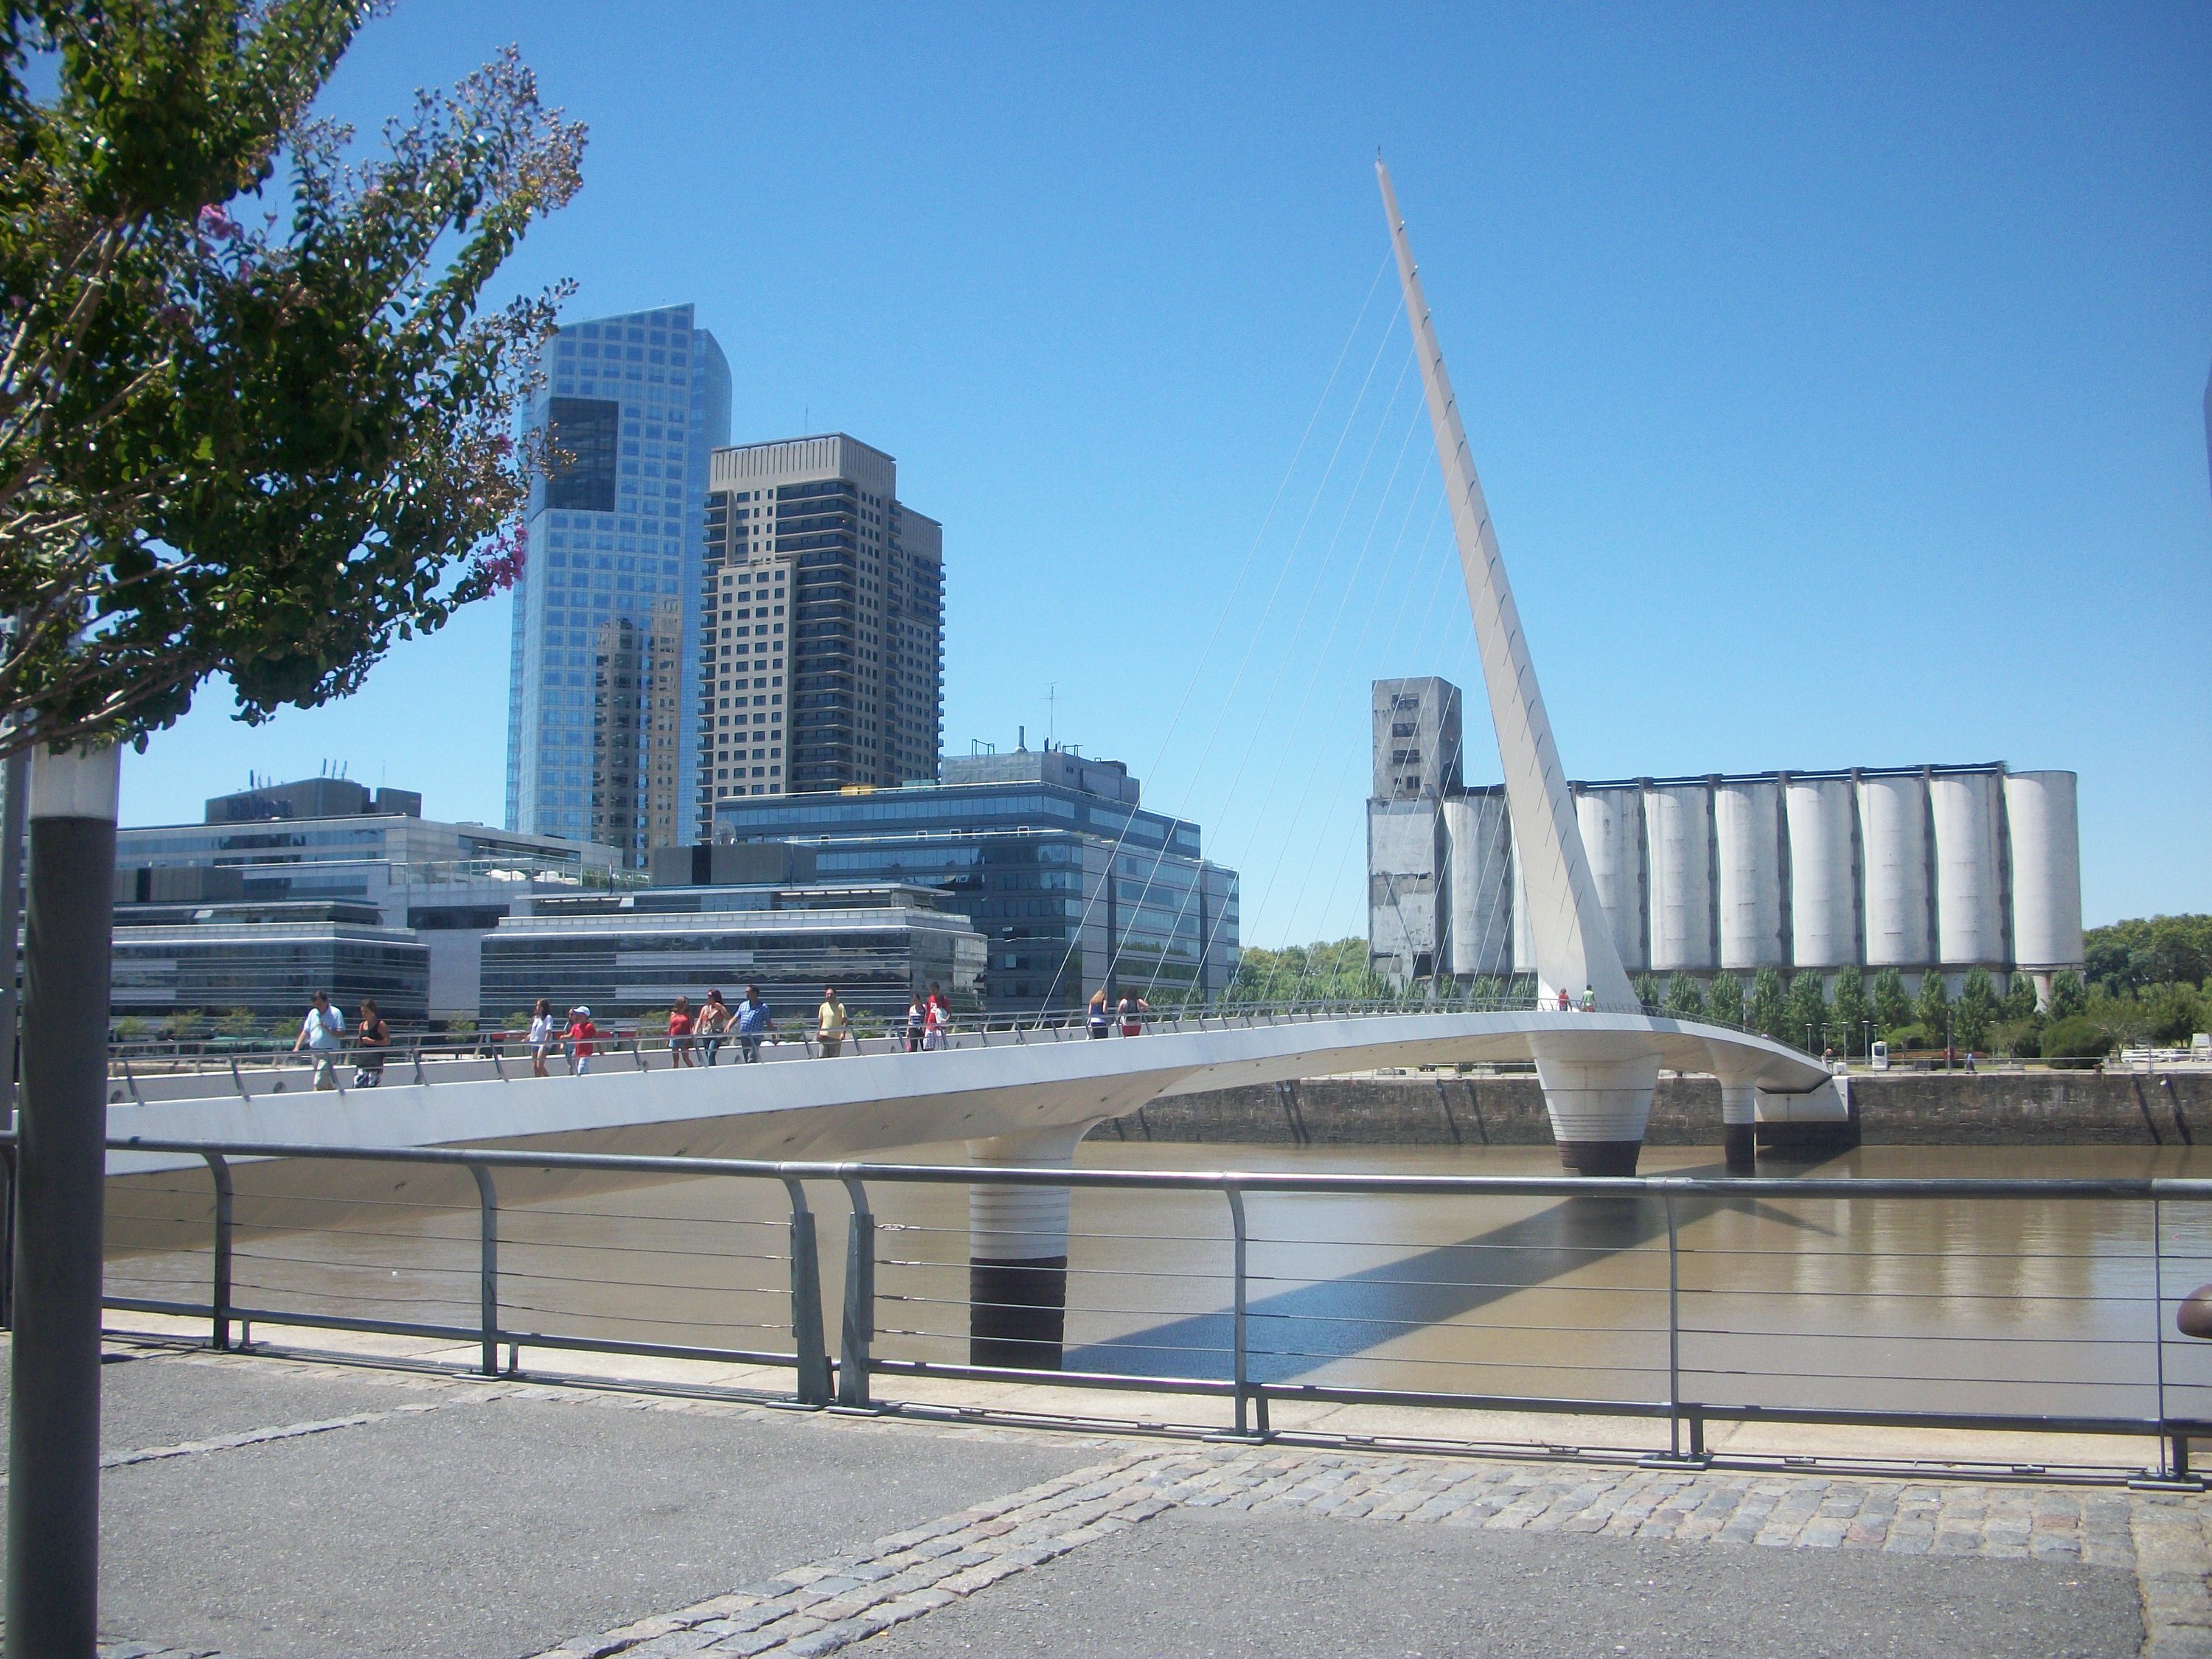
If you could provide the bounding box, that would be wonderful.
[116,773,620,1022]
[1366,676,2086,999]
[698,434,943,825]
[111,897,430,1028]
[712,742,1239,1014]
[504,304,731,866]
[478,874,985,1024]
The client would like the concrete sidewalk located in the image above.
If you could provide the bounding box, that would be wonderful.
[0,1333,2198,1658]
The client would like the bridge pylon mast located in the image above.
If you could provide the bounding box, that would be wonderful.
[1377,158,1658,1174]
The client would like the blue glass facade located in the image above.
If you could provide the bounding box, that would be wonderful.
[713,764,1239,1014]
[505,305,731,865]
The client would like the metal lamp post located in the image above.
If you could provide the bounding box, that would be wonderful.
[6,741,120,1658]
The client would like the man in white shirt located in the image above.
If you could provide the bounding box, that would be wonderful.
[293,990,345,1090]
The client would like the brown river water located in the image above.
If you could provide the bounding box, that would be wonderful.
[102,1141,2212,1429]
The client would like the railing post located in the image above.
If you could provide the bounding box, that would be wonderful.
[2154,1195,2171,1474]
[467,1164,498,1377]
[1665,1188,1681,1458]
[203,1152,233,1351]
[837,1176,874,1409]
[782,1177,831,1406]
[1217,1185,1267,1441]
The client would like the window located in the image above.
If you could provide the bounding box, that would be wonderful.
[546,398,620,512]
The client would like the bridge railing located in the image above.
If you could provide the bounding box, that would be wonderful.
[103,996,1770,1096]
[76,1132,2212,1482]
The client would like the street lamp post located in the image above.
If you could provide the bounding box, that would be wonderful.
[5,742,120,1657]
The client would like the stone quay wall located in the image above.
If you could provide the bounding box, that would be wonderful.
[1093,1070,2212,1148]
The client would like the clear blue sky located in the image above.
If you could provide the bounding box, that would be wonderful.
[118,2,2212,942]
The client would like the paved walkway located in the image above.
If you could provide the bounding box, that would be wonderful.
[0,1336,2198,1657]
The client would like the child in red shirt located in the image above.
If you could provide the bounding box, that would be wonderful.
[668,995,695,1068]
[564,1006,599,1075]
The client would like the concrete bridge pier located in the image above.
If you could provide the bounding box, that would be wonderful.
[1529,1032,1660,1177]
[965,1124,1090,1370]
[1719,1081,1760,1172]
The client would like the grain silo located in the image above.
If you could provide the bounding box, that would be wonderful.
[1644,782,1715,973]
[1930,767,2007,969]
[1714,777,1786,971]
[1857,771,1933,969]
[2004,770,2084,984]
[1444,791,1514,977]
[1574,785,1647,973]
[1781,775,1859,969]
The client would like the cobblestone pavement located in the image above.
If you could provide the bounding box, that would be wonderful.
[63,1347,2212,1658]
[494,1447,2211,1659]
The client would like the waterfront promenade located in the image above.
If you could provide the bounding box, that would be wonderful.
[15,1321,2203,1659]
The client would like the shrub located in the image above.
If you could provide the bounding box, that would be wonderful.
[2041,1015,2112,1069]
[1883,1023,1933,1051]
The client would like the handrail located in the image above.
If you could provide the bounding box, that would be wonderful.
[66,1126,2212,1479]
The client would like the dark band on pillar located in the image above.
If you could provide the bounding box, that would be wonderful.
[1557,1140,1642,1178]
[1724,1124,1756,1172]
[969,1257,1068,1370]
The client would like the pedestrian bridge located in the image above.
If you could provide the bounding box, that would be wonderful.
[106,1006,1844,1180]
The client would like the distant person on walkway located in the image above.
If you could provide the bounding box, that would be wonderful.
[923,984,950,1051]
[294,991,344,1091]
[1087,988,1111,1038]
[564,1006,598,1076]
[1964,1048,1978,1074]
[905,992,927,1053]
[1582,987,1596,1013]
[668,996,695,1068]
[1557,987,1572,1013]
[735,987,772,1062]
[816,987,849,1057]
[352,998,389,1089]
[699,990,731,1065]
[1118,994,1150,1037]
[527,998,557,1078]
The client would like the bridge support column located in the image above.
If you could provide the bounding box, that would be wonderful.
[967,1125,1085,1370]
[1719,1082,1759,1172]
[1530,1034,1658,1177]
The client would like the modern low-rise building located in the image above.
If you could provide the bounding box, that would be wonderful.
[478,877,984,1025]
[109,898,430,1029]
[711,742,1239,1014]
[115,775,622,1023]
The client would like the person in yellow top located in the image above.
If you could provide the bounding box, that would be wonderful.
[815,986,850,1057]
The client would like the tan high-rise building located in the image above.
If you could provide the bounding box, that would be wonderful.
[697,434,944,835]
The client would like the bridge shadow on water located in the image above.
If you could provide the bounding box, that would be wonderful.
[1062,1162,1834,1391]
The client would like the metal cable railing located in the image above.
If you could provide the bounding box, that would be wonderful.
[69,1132,2212,1481]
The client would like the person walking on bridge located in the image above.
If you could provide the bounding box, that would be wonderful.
[293,991,344,1091]
[922,984,950,1051]
[815,987,849,1057]
[1087,987,1111,1038]
[905,992,927,1053]
[699,990,731,1065]
[564,1006,598,1076]
[527,998,556,1078]
[352,999,389,1088]
[735,986,772,1062]
[668,996,696,1068]
[1118,993,1150,1037]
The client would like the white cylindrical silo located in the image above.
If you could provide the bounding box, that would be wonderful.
[1575,785,1646,973]
[1858,772,1933,967]
[1785,776,1859,968]
[1714,779,1785,970]
[1444,793,1514,977]
[1644,782,1714,972]
[1930,769,2006,967]
[2004,770,2083,971]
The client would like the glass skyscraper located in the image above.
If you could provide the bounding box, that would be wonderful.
[504,305,731,865]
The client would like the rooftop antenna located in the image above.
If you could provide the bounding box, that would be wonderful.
[1045,681,1058,749]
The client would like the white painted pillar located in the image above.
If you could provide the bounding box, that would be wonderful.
[1528,1032,1659,1175]
[966,1123,1088,1369]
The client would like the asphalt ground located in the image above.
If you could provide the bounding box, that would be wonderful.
[849,1500,2144,1659]
[3,1340,1098,1658]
